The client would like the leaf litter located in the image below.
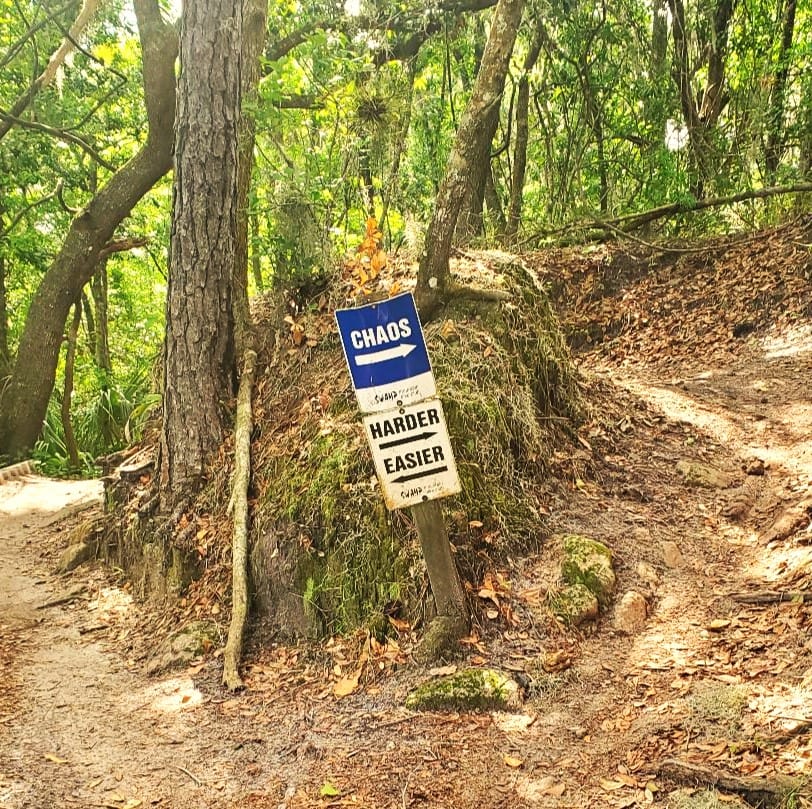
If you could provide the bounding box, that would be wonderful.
[1,220,812,806]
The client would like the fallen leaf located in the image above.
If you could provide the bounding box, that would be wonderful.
[43,753,68,764]
[503,754,523,768]
[429,664,457,677]
[333,668,361,698]
[320,782,341,797]
[706,619,731,631]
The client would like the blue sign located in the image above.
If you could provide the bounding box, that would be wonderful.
[335,292,436,413]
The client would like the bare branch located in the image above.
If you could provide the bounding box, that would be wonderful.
[0,111,117,171]
[0,182,61,240]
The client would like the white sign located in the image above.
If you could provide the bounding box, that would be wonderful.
[363,399,461,510]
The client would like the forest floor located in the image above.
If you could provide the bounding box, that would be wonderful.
[2,221,812,809]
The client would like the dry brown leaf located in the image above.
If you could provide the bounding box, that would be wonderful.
[503,754,523,768]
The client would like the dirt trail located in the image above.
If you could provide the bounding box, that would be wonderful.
[1,327,811,808]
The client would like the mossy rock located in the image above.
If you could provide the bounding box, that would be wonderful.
[550,582,599,625]
[145,620,220,676]
[406,668,521,712]
[676,460,732,489]
[560,534,616,607]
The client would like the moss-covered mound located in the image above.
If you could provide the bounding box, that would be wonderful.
[405,668,521,712]
[245,262,583,637]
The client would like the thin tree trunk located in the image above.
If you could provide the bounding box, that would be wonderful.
[62,300,82,469]
[0,216,8,375]
[250,211,264,293]
[380,63,417,234]
[484,163,506,233]
[765,0,797,180]
[415,0,526,319]
[0,0,177,458]
[220,0,267,687]
[223,348,257,691]
[91,259,112,372]
[505,30,542,240]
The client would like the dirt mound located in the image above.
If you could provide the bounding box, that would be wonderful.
[526,216,812,370]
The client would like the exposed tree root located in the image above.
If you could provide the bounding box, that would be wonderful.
[223,348,257,691]
[658,758,806,808]
[729,591,812,605]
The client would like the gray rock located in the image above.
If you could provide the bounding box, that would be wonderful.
[145,620,220,675]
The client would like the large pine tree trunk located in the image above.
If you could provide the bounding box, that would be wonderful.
[0,0,177,458]
[159,0,243,505]
[414,0,525,319]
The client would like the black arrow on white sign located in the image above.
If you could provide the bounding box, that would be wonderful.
[379,431,437,449]
[393,465,449,483]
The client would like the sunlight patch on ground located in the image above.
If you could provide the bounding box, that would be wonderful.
[626,381,738,444]
[747,544,812,585]
[88,586,133,622]
[761,323,812,359]
[139,677,203,713]
[0,477,101,518]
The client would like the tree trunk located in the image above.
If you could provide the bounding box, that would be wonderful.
[0,0,177,458]
[61,300,82,469]
[764,0,797,180]
[159,0,243,505]
[90,259,112,372]
[668,0,734,198]
[0,226,8,376]
[250,211,264,292]
[414,0,525,319]
[505,29,542,240]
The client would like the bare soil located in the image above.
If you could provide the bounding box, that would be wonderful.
[2,234,812,808]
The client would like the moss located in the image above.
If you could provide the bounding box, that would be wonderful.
[560,534,616,607]
[406,668,521,712]
[248,264,584,639]
[549,582,599,625]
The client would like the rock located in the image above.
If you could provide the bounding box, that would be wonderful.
[636,561,659,587]
[661,541,685,568]
[54,517,104,573]
[56,541,97,573]
[405,668,521,712]
[745,458,765,476]
[550,583,599,626]
[145,620,220,675]
[675,460,732,489]
[613,590,648,634]
[560,534,616,607]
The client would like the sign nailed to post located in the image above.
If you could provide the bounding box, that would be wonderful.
[363,399,461,510]
[335,292,435,413]
[336,291,461,510]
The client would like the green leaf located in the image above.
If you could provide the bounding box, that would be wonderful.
[319,782,341,797]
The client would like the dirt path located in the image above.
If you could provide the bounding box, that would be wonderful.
[1,326,811,808]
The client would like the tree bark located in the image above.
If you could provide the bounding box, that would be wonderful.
[414,0,525,320]
[505,29,542,240]
[159,0,243,505]
[764,0,797,180]
[61,300,82,469]
[90,260,112,373]
[0,0,177,458]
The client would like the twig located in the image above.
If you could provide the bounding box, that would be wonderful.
[173,765,203,786]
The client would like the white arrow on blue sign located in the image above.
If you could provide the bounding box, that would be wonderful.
[335,292,436,413]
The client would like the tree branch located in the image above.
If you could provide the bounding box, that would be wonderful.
[0,111,117,171]
[0,182,61,240]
